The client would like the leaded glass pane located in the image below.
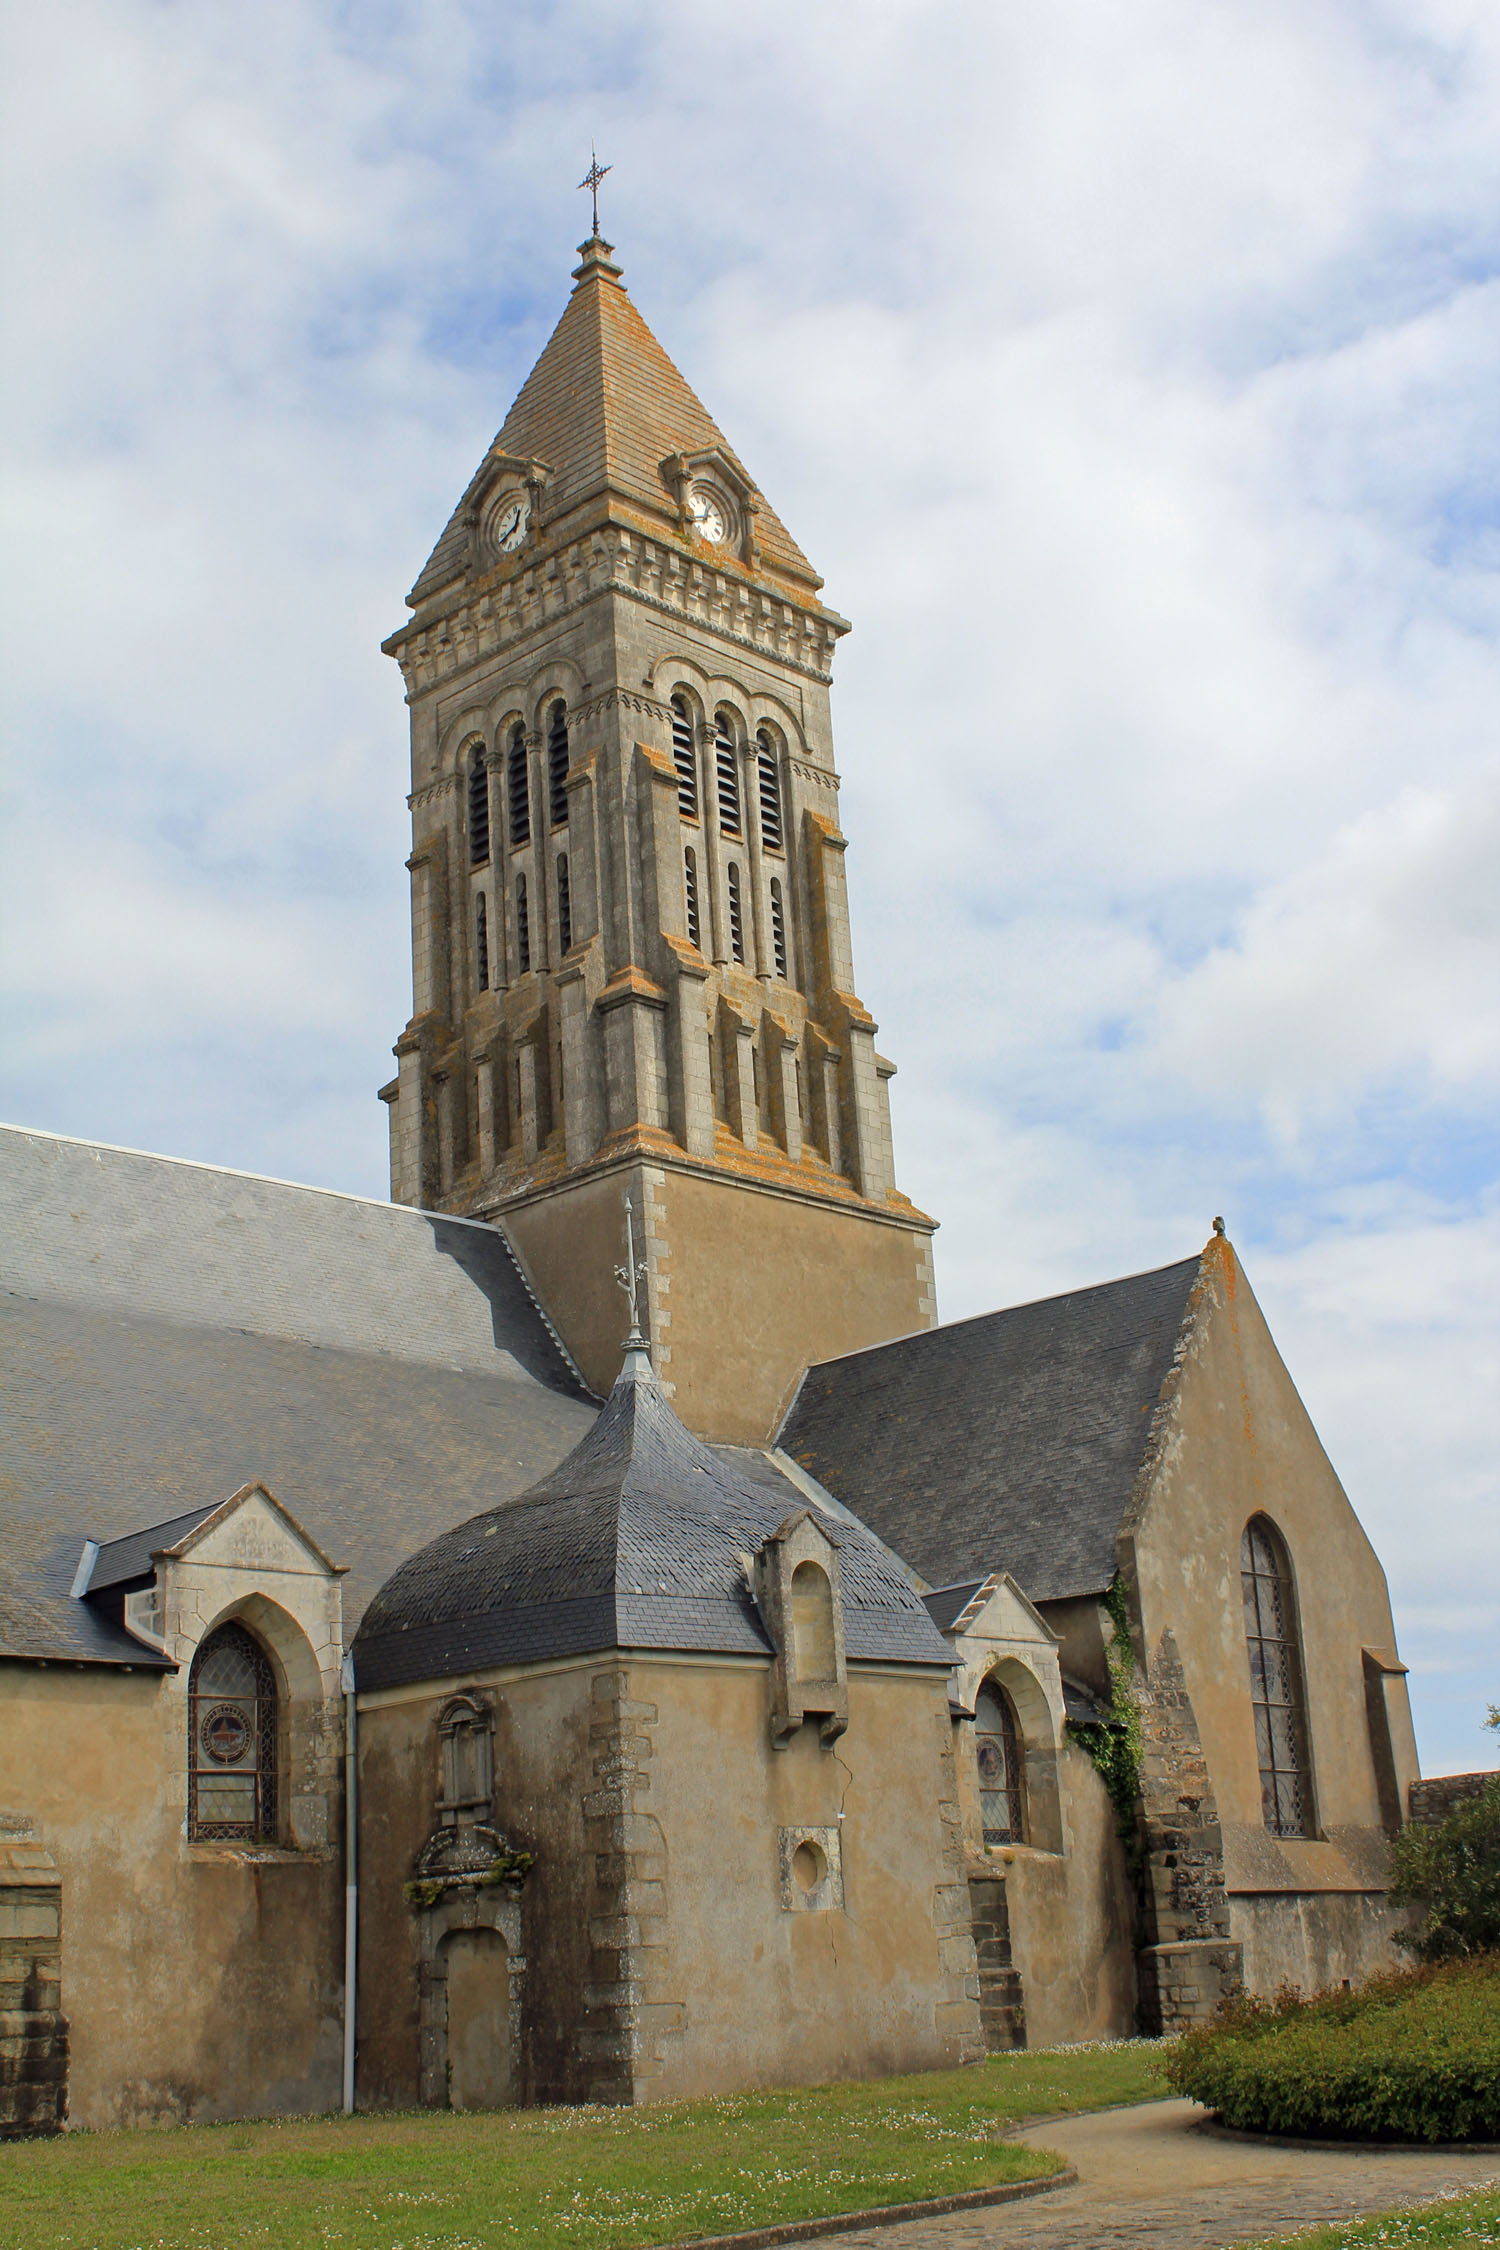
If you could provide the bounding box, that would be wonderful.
[1241,1517,1313,1839]
[188,1621,278,1842]
[975,1685,1026,1846]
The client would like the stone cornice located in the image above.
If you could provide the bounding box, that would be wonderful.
[408,772,460,811]
[383,528,847,704]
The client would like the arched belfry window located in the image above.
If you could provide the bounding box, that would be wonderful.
[188,1620,278,1842]
[1242,1516,1314,1838]
[507,725,530,848]
[475,892,490,991]
[756,730,783,852]
[515,873,531,975]
[547,701,569,828]
[467,744,490,866]
[671,696,698,820]
[974,1681,1026,1846]
[769,878,788,979]
[726,862,745,964]
[715,714,741,837]
[683,846,701,949]
[556,853,572,954]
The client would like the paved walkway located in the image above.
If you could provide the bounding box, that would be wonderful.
[828,2100,1500,2250]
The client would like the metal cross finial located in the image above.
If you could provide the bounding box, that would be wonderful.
[614,1191,648,1345]
[578,146,612,238]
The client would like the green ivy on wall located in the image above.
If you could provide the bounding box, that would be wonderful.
[1067,1574,1145,1866]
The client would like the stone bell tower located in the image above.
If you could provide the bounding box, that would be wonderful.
[379,227,936,1441]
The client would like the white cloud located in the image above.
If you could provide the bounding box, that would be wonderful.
[0,0,1496,1769]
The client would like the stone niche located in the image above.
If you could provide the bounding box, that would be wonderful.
[0,1815,67,2139]
[752,1509,848,1747]
[408,1692,532,2110]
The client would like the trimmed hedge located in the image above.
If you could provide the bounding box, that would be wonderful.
[1162,1955,1500,2143]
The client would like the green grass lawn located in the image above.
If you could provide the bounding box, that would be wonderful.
[0,2041,1164,2250]
[1231,2184,1500,2248]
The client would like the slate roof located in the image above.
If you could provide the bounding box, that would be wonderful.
[779,1255,1205,1605]
[84,1508,219,1595]
[408,237,820,607]
[0,1128,597,1667]
[353,1347,953,1692]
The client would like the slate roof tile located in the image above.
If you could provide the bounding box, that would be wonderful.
[779,1254,1204,1603]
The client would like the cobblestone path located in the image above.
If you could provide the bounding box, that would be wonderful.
[828,2099,1500,2250]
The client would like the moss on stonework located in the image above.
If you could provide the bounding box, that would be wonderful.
[1067,1575,1145,1866]
[403,1850,535,1909]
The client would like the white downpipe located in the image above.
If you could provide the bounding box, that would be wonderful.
[341,1651,357,2115]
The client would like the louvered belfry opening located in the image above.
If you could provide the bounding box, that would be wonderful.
[475,892,490,991]
[683,847,701,948]
[1241,1516,1314,1838]
[515,873,531,974]
[556,854,572,954]
[671,695,699,819]
[547,701,570,827]
[756,731,782,852]
[727,862,745,965]
[507,725,530,847]
[715,714,741,836]
[467,744,490,865]
[769,878,788,979]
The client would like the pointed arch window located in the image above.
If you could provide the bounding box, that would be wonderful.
[188,1620,278,1842]
[974,1681,1026,1846]
[547,701,570,828]
[683,847,701,949]
[756,730,783,852]
[1242,1516,1313,1838]
[671,696,699,820]
[556,854,572,955]
[467,744,490,866]
[515,873,531,975]
[715,714,741,837]
[726,862,745,965]
[769,878,788,979]
[475,892,490,991]
[507,725,530,848]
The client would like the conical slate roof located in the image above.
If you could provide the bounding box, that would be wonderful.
[407,236,820,607]
[352,1345,949,1692]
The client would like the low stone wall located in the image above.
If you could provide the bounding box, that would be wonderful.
[1408,1772,1497,1824]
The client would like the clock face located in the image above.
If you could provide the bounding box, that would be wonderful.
[687,485,729,544]
[493,494,531,553]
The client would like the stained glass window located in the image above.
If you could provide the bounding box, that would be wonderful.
[188,1621,278,1842]
[975,1682,1026,1846]
[1241,1516,1313,1838]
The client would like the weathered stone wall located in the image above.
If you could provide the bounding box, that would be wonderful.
[1124,1238,1418,2004]
[355,1649,979,2108]
[0,1664,343,2129]
[1409,1773,1498,1823]
[0,1821,66,2138]
[1134,1628,1244,2033]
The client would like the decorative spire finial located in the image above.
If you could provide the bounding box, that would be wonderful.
[614,1191,651,1367]
[578,145,612,239]
[1212,1215,1226,1237]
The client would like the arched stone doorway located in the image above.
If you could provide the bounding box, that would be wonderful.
[442,1928,514,2110]
[415,1883,525,2109]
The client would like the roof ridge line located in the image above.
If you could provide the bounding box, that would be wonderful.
[804,1251,1206,1376]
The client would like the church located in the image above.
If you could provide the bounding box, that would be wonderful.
[0,219,1422,2135]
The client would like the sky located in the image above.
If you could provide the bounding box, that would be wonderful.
[1,0,1495,1774]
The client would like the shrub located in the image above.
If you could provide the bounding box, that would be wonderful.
[1161,1955,1500,2143]
[1389,1777,1500,1961]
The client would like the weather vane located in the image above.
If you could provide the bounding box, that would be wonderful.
[578,145,611,237]
[614,1190,648,1345]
